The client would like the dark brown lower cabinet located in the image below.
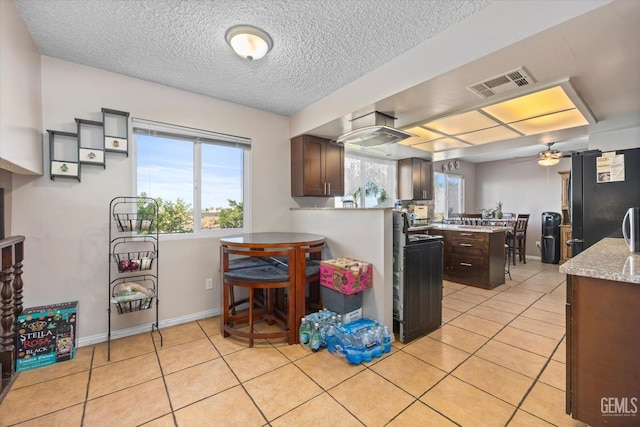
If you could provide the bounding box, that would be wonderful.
[437,229,506,289]
[566,275,640,426]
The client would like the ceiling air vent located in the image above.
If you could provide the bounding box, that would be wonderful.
[467,67,534,99]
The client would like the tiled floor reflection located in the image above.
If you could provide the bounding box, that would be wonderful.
[0,260,588,426]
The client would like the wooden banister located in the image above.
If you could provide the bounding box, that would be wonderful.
[0,236,25,385]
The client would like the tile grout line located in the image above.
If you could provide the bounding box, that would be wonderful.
[79,346,96,426]
[150,329,179,426]
[504,333,567,426]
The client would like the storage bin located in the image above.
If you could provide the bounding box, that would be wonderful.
[320,258,372,295]
[321,286,362,314]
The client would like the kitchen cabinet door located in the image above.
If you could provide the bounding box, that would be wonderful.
[398,158,433,200]
[291,135,344,197]
[403,242,443,342]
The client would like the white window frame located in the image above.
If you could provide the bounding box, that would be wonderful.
[338,152,397,208]
[132,118,251,240]
[434,171,465,220]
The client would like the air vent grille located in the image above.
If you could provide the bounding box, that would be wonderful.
[467,67,534,99]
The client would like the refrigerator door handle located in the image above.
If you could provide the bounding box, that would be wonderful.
[566,239,583,247]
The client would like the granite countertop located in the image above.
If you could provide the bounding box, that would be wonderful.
[559,238,640,284]
[430,224,509,234]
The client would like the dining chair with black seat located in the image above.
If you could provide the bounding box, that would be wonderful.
[506,214,530,265]
[462,213,482,225]
[221,246,297,347]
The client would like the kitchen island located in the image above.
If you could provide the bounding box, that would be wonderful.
[559,238,639,427]
[430,225,508,289]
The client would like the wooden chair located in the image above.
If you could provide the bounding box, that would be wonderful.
[506,214,530,265]
[461,213,482,225]
[270,241,325,315]
[221,246,296,347]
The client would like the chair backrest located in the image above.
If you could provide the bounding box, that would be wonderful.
[514,214,530,233]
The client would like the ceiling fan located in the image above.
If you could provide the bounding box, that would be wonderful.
[537,142,563,166]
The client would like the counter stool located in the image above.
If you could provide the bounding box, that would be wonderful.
[222,246,296,347]
[227,256,272,315]
[505,243,512,280]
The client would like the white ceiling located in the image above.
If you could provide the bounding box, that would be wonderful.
[13,0,640,163]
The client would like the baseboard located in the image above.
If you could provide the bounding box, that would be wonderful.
[77,308,221,347]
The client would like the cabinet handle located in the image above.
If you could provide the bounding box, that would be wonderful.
[460,262,473,267]
[323,182,327,195]
[460,233,473,236]
[328,182,331,194]
[460,243,473,247]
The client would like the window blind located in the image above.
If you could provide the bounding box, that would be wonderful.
[132,118,251,150]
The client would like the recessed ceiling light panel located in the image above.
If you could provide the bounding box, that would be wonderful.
[423,110,499,135]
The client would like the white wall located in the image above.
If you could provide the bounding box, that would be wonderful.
[0,0,42,175]
[290,209,393,330]
[475,157,570,260]
[11,57,291,343]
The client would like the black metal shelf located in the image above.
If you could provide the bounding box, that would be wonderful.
[108,196,162,360]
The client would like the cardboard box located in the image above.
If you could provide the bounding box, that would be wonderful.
[16,301,78,372]
[320,258,372,295]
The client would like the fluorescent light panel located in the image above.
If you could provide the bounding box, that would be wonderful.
[411,83,591,152]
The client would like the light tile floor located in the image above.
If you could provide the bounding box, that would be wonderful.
[0,260,588,426]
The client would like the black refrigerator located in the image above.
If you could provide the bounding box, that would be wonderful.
[570,147,640,256]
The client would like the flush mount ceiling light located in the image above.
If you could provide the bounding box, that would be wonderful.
[400,79,595,153]
[225,25,273,60]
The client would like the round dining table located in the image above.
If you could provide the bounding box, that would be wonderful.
[220,232,326,344]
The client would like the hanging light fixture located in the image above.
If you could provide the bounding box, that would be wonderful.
[538,157,560,166]
[225,25,273,60]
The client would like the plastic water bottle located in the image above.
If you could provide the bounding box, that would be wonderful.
[299,317,311,345]
[382,326,392,353]
[371,328,383,358]
[346,332,364,364]
[360,330,374,363]
[310,322,321,352]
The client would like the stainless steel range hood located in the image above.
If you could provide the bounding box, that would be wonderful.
[334,111,414,147]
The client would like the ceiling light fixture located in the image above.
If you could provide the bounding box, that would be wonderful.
[538,157,560,166]
[225,25,273,60]
[400,79,596,153]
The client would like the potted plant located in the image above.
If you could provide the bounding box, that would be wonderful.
[495,201,503,219]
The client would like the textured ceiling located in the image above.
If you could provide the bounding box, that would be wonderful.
[13,0,494,116]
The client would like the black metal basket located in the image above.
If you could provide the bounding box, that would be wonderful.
[112,294,155,314]
[113,251,156,273]
[113,213,155,233]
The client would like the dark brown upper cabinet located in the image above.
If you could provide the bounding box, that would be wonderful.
[291,135,344,197]
[398,157,433,200]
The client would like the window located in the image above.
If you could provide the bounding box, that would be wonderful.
[433,172,464,220]
[134,119,250,235]
[337,153,396,208]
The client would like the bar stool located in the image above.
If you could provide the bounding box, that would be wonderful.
[221,246,296,347]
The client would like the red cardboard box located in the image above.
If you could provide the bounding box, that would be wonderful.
[320,258,372,295]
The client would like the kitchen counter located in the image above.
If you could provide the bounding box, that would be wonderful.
[559,237,640,284]
[562,237,640,426]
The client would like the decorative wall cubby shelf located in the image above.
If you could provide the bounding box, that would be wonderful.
[48,130,79,181]
[47,108,130,181]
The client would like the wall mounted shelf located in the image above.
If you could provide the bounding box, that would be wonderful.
[48,130,80,181]
[76,118,105,167]
[47,107,130,181]
[102,108,129,156]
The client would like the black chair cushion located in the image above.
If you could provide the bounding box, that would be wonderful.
[224,265,289,283]
[276,261,320,278]
[228,257,271,270]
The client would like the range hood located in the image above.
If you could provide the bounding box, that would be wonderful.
[334,111,414,147]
